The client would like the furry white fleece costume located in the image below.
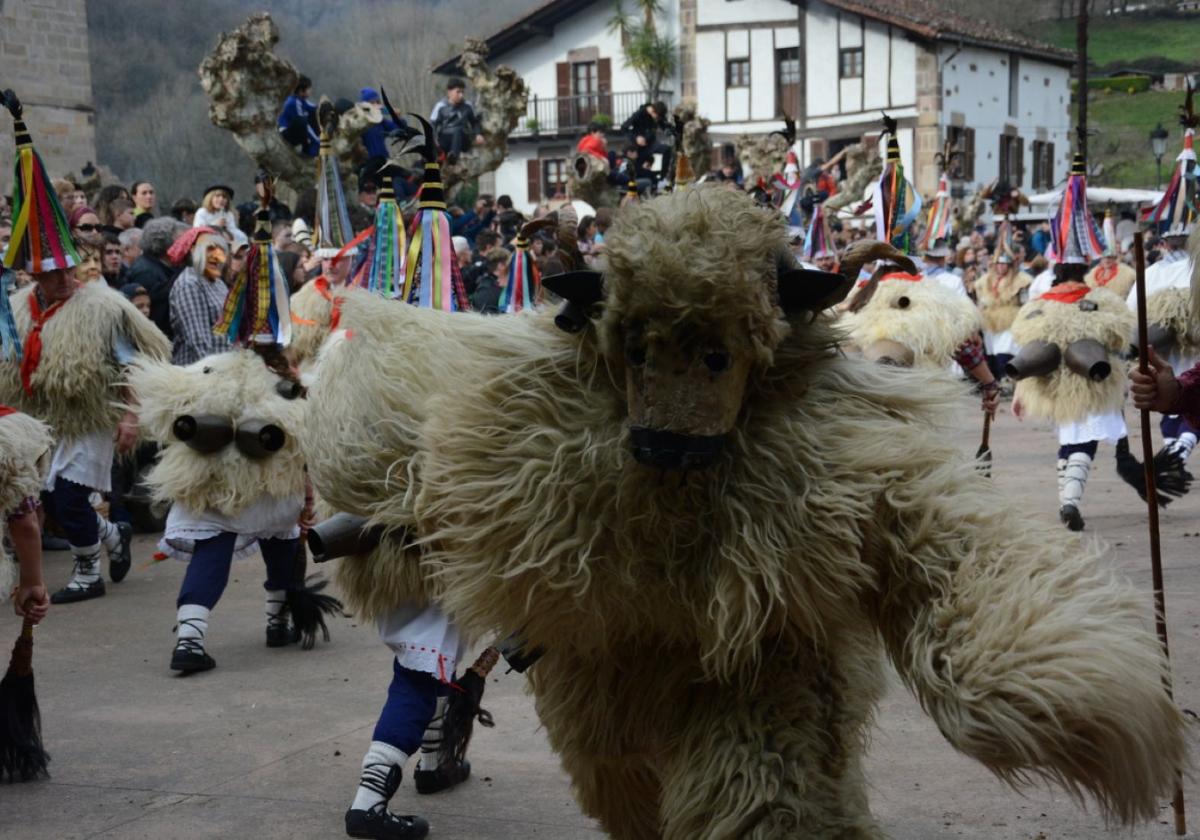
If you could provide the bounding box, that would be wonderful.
[302,188,1186,839]
[0,281,169,602]
[0,408,52,596]
[129,349,334,672]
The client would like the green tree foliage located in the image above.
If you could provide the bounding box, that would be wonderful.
[606,0,677,101]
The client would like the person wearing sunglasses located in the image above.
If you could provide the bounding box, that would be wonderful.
[69,204,105,248]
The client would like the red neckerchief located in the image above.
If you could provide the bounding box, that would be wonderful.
[1092,263,1118,286]
[0,405,17,417]
[1040,281,1090,304]
[20,289,68,396]
[882,271,922,282]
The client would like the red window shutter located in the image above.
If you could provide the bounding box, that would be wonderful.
[556,62,570,97]
[965,128,975,181]
[598,57,613,118]
[556,62,571,132]
[527,159,542,204]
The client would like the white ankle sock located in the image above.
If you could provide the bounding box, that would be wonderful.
[96,514,121,551]
[66,544,102,589]
[176,604,210,646]
[417,696,448,771]
[351,741,409,812]
[265,589,287,629]
[1061,452,1092,509]
[1169,432,1197,461]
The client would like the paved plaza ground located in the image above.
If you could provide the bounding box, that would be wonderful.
[3,402,1200,839]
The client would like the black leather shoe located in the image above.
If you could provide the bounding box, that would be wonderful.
[109,522,134,583]
[413,759,470,795]
[1059,504,1084,532]
[170,640,216,674]
[265,618,298,648]
[345,804,429,839]
[50,578,106,604]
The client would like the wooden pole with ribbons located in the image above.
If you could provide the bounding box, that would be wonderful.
[1133,231,1186,835]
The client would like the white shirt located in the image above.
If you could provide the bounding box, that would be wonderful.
[378,604,465,681]
[46,429,114,493]
[192,207,238,231]
[1058,412,1127,446]
[159,492,304,561]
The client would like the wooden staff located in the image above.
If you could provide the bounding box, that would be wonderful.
[976,410,993,476]
[1133,231,1186,835]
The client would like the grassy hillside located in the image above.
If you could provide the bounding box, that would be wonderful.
[1085,90,1185,188]
[1033,13,1200,70]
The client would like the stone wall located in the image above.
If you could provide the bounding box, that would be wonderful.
[0,0,96,192]
[913,43,941,197]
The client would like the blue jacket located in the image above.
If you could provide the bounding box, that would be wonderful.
[277,95,319,156]
[362,116,400,161]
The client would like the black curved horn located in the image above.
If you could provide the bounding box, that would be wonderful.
[406,112,439,162]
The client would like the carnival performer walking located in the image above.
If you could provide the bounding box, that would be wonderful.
[1009,151,1131,530]
[129,189,338,674]
[0,91,169,603]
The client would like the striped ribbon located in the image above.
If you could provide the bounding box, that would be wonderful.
[1047,172,1104,263]
[402,207,457,311]
[5,142,78,273]
[499,241,540,313]
[317,145,353,250]
[0,276,21,361]
[1146,132,1196,236]
[213,243,291,346]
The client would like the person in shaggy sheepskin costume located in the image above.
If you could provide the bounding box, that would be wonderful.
[842,264,999,414]
[0,406,54,624]
[0,91,169,604]
[1127,105,1199,488]
[301,184,1187,839]
[127,193,339,674]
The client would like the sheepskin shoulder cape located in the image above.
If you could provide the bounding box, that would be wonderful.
[0,409,52,592]
[976,268,1033,333]
[841,276,982,366]
[0,282,170,438]
[1146,286,1200,362]
[289,278,338,366]
[1086,261,1136,300]
[1011,285,1132,424]
[130,349,307,517]
[0,409,51,518]
[301,287,544,619]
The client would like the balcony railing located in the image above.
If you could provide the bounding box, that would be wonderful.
[512,90,673,138]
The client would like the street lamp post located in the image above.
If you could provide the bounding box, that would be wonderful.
[1150,122,1169,189]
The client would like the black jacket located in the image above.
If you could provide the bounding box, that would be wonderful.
[619,105,662,145]
[125,255,180,338]
[461,257,489,297]
[471,280,503,315]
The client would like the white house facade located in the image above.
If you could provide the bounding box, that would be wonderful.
[435,0,1073,213]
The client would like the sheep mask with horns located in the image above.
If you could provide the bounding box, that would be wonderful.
[302,186,1185,838]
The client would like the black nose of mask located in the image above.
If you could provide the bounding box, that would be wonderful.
[629,427,726,471]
